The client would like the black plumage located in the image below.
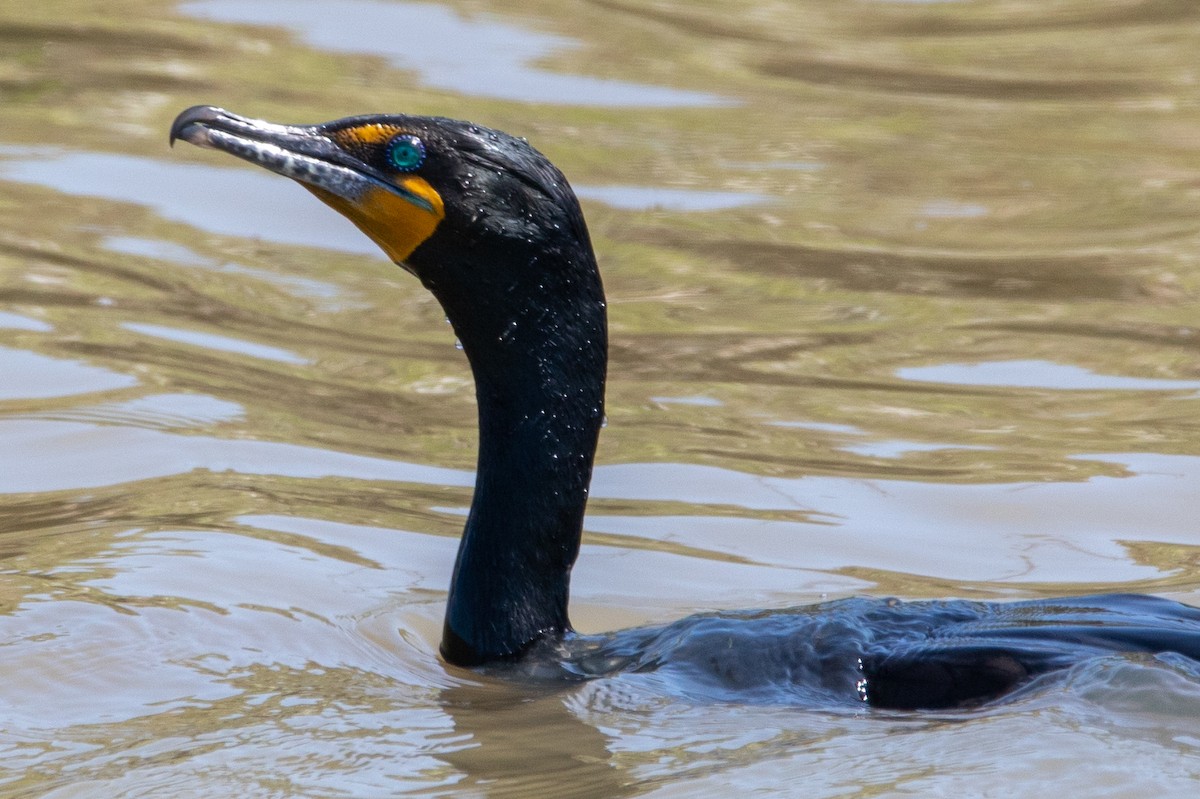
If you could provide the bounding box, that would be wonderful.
[171,106,1200,709]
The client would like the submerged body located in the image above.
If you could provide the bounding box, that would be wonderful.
[170,105,1200,710]
[572,594,1200,708]
[493,593,1200,709]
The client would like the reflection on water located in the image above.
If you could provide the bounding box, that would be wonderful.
[917,199,988,218]
[576,185,765,212]
[0,311,52,332]
[0,418,473,494]
[841,438,991,459]
[180,0,728,107]
[0,346,139,400]
[3,0,1200,795]
[0,148,385,256]
[104,236,342,300]
[650,394,723,406]
[122,321,310,365]
[900,359,1200,391]
[24,392,245,429]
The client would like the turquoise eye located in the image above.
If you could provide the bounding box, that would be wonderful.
[387,135,426,172]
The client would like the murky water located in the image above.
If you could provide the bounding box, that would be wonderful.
[3,0,1200,795]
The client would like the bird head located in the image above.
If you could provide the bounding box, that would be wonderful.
[169,106,595,299]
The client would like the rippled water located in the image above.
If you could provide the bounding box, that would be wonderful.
[3,0,1200,796]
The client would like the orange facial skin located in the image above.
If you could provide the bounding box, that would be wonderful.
[305,173,445,264]
[304,124,446,264]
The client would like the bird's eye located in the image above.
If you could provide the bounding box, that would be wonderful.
[387,134,426,172]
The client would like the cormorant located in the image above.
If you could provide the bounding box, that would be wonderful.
[170,106,1200,710]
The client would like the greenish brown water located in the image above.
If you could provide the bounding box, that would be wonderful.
[3,0,1200,795]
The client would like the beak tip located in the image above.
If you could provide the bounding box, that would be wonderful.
[169,104,227,149]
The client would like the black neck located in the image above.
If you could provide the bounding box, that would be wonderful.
[428,248,607,665]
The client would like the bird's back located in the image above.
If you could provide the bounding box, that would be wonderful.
[541,594,1200,709]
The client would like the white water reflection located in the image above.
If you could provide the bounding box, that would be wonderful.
[122,321,310,365]
[0,522,454,729]
[590,457,1200,584]
[577,185,765,212]
[768,419,995,459]
[4,414,1198,585]
[899,359,1200,391]
[0,346,138,401]
[0,418,473,494]
[104,236,342,300]
[24,392,245,429]
[651,395,724,407]
[771,420,862,434]
[0,311,52,332]
[919,200,988,218]
[0,148,385,257]
[841,439,992,459]
[179,0,728,107]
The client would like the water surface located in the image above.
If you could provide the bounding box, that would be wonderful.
[2,0,1200,796]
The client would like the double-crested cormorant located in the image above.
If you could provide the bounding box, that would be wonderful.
[170,106,1200,709]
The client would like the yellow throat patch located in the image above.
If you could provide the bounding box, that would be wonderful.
[303,124,448,264]
[304,175,445,265]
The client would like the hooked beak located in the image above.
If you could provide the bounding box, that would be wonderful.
[169,105,434,213]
